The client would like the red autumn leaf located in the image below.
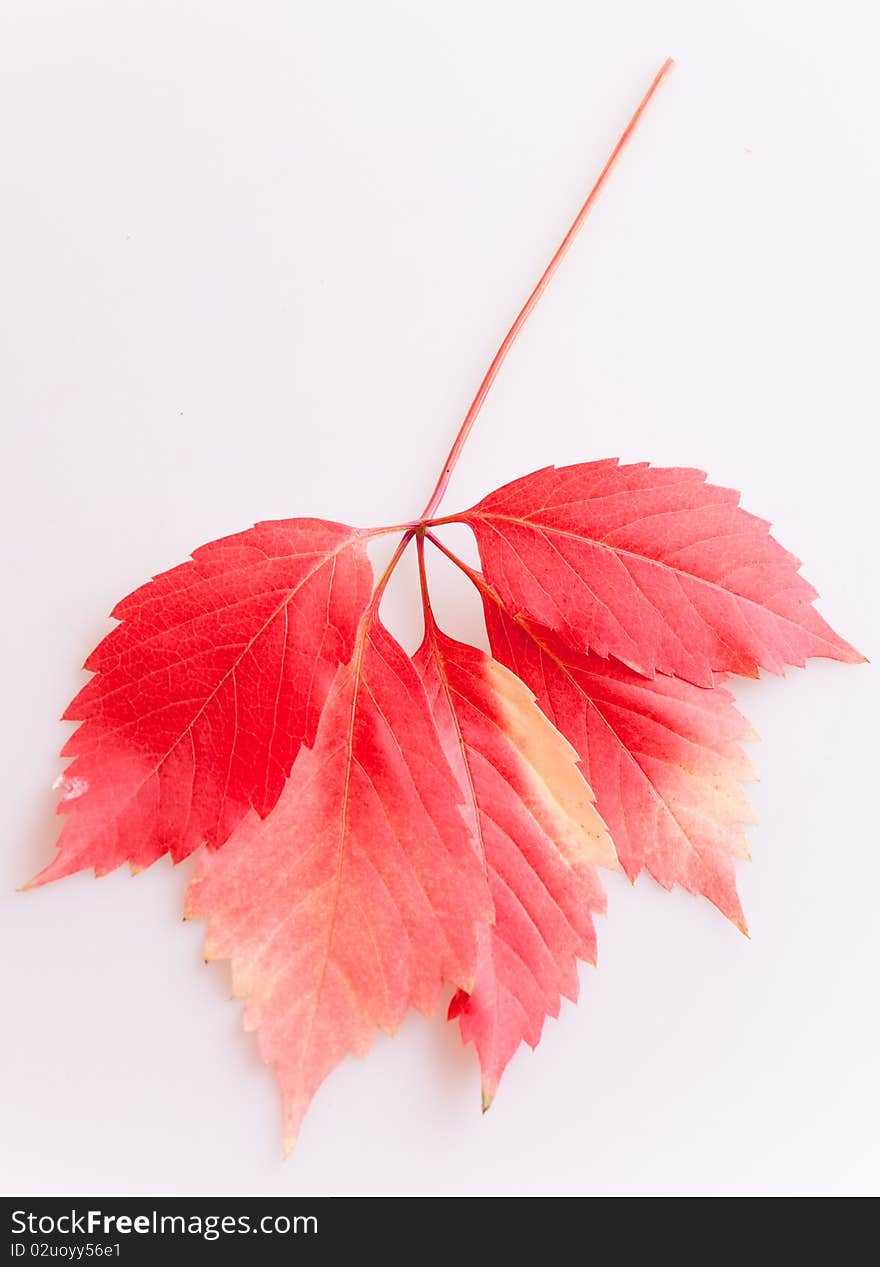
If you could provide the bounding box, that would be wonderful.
[28,61,862,1150]
[452,460,861,686]
[480,585,757,930]
[29,519,372,887]
[185,610,492,1151]
[413,544,616,1105]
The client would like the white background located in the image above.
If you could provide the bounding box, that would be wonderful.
[1,1,878,1197]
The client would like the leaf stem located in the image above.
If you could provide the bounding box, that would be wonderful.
[415,533,434,627]
[369,533,413,613]
[419,58,675,522]
[424,530,498,605]
[372,61,674,611]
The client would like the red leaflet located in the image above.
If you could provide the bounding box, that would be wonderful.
[30,519,372,887]
[29,61,863,1150]
[186,611,492,1151]
[453,461,861,686]
[480,589,756,929]
[414,546,616,1104]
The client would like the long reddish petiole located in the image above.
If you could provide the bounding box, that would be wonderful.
[374,58,674,602]
[415,533,434,626]
[418,57,675,522]
[424,530,498,606]
[369,533,412,611]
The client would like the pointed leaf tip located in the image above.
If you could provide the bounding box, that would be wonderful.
[37,520,373,886]
[186,616,492,1141]
[464,461,862,684]
[484,603,759,931]
[415,625,609,1097]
